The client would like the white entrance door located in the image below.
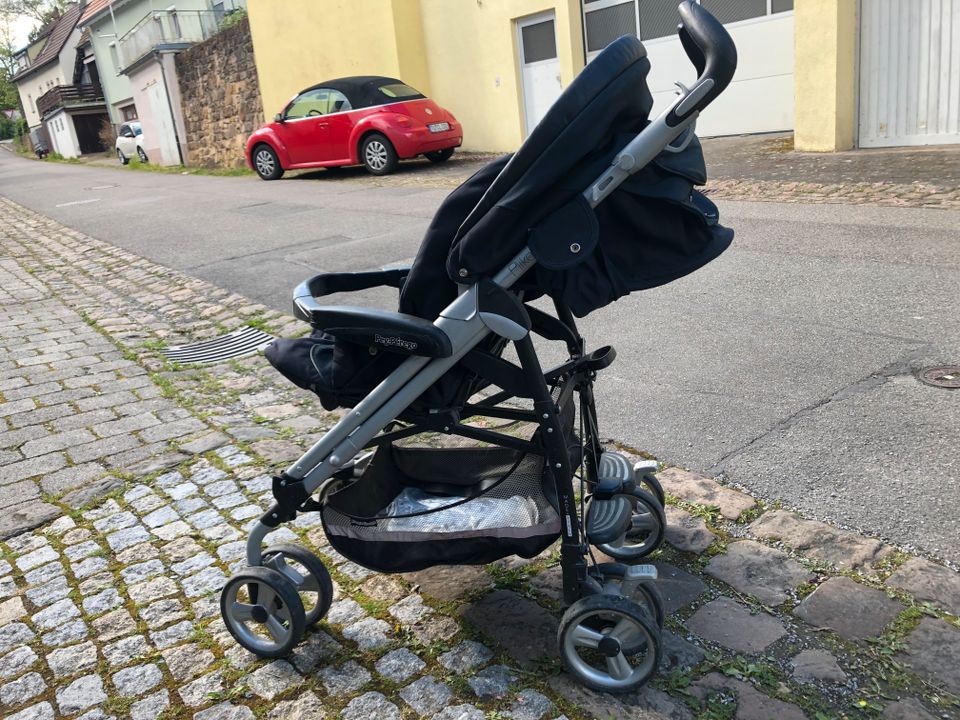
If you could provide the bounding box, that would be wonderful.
[859,0,960,147]
[518,12,563,136]
[143,75,179,165]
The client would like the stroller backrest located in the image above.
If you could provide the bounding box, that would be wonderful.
[448,36,653,285]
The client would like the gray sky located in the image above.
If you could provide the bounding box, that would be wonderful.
[10,14,39,49]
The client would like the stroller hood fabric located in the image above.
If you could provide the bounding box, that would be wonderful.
[398,35,733,321]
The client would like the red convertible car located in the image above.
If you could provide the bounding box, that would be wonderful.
[246,76,462,179]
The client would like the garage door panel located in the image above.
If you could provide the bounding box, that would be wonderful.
[859,0,960,147]
[645,12,794,136]
[651,73,793,136]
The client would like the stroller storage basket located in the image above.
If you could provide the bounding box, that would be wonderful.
[321,441,561,573]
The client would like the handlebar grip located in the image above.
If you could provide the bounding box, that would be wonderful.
[667,1,738,126]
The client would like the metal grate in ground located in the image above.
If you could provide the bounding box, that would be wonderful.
[160,326,275,365]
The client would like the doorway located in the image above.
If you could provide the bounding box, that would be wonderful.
[517,11,563,137]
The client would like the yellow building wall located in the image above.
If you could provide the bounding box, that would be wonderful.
[794,0,857,151]
[419,0,584,152]
[247,0,430,118]
[247,0,584,152]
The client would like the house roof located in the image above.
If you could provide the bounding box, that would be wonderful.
[79,0,113,25]
[10,3,82,83]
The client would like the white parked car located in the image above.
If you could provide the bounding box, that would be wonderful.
[116,122,148,164]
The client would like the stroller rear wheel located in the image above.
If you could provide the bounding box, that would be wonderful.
[262,544,334,626]
[558,594,661,693]
[220,566,306,658]
[595,487,665,560]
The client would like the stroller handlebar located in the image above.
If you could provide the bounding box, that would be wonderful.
[584,2,737,208]
[668,0,738,126]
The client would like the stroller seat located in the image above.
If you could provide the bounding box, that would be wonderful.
[225,0,738,696]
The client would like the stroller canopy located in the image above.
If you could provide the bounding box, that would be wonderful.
[400,35,733,321]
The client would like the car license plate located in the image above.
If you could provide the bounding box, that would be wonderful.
[428,122,450,133]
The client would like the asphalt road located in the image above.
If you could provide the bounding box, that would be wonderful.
[2,149,958,564]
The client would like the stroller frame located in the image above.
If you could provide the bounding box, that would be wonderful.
[225,0,737,694]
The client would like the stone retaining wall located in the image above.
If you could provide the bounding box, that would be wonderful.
[176,17,263,169]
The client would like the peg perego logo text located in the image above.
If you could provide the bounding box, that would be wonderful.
[374,334,418,351]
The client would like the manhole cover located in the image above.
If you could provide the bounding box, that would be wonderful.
[160,326,275,365]
[917,366,960,389]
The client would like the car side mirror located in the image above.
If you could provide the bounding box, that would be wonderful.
[274,113,284,123]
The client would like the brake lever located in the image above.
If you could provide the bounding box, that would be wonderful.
[662,121,697,154]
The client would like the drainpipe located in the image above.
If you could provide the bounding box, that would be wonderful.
[156,50,185,166]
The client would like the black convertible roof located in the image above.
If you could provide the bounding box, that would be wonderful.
[299,76,425,109]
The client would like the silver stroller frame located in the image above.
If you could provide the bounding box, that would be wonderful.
[223,1,737,694]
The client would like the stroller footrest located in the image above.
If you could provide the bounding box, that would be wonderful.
[586,496,633,544]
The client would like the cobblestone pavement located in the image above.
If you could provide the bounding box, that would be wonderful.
[299,137,960,211]
[1,195,959,720]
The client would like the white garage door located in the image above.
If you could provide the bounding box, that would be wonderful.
[859,0,960,147]
[582,0,794,137]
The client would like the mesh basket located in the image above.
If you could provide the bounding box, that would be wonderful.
[321,435,562,573]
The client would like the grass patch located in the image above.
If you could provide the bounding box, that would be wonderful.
[123,157,254,177]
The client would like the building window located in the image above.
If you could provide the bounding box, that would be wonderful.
[584,1,637,53]
[521,20,559,63]
[699,0,767,24]
[120,104,138,121]
[109,42,120,71]
[583,0,792,57]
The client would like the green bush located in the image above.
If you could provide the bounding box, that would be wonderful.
[219,8,247,30]
[0,114,14,140]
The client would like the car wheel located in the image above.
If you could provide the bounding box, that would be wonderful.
[253,144,284,180]
[137,147,148,163]
[117,149,129,165]
[360,133,398,176]
[425,147,454,163]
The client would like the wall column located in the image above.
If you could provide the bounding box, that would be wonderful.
[793,0,857,151]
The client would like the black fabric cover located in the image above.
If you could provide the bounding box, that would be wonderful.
[263,331,403,412]
[447,35,654,283]
[296,75,424,110]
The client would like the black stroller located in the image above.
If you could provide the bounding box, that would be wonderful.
[220,1,737,693]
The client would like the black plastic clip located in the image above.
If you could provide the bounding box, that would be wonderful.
[262,473,315,527]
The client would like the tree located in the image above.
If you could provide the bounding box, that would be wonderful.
[0,0,68,26]
[0,18,22,112]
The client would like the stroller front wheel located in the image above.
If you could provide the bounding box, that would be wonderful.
[262,543,334,626]
[558,594,661,693]
[220,566,306,658]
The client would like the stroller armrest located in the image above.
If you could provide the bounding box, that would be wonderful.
[293,304,453,358]
[294,268,409,300]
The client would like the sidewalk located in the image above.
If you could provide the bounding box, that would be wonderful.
[1,196,958,720]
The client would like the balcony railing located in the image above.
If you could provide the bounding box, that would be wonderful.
[117,10,219,70]
[36,84,105,117]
